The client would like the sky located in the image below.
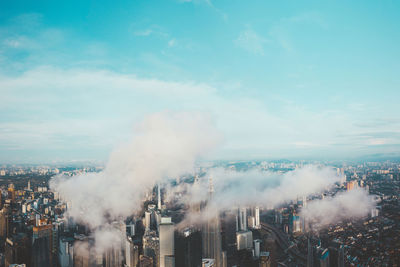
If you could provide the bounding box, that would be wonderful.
[0,0,400,163]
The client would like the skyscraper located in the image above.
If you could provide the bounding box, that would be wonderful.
[289,213,301,234]
[175,228,202,267]
[253,239,261,258]
[238,208,247,231]
[254,207,261,229]
[126,236,139,267]
[58,236,74,267]
[159,217,175,267]
[158,184,162,211]
[143,232,159,267]
[329,240,345,267]
[307,237,314,267]
[8,184,16,203]
[307,237,330,267]
[202,176,222,267]
[145,211,151,232]
[4,233,30,267]
[220,210,236,266]
[32,224,53,267]
[317,248,329,267]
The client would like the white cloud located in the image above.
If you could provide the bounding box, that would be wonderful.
[173,166,376,231]
[133,29,153,36]
[196,165,340,208]
[300,188,376,230]
[176,165,355,228]
[168,38,177,47]
[50,111,220,251]
[1,66,399,161]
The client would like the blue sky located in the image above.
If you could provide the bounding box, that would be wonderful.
[1,0,400,163]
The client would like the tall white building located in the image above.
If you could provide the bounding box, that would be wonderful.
[254,206,261,229]
[159,217,175,267]
[158,184,162,211]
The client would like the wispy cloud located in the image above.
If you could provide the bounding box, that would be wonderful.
[132,24,179,50]
[168,38,177,47]
[235,27,268,55]
[133,29,153,36]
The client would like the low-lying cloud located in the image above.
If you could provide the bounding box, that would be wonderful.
[300,188,376,230]
[50,111,377,254]
[50,111,220,252]
[176,166,376,231]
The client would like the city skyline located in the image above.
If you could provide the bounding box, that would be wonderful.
[1,1,400,162]
[0,2,399,266]
[0,159,398,266]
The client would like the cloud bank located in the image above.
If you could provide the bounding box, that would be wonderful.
[2,66,399,162]
[50,111,220,252]
[176,166,375,231]
[177,165,340,226]
[50,110,376,253]
[300,188,376,230]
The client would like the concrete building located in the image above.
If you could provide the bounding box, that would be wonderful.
[236,231,253,251]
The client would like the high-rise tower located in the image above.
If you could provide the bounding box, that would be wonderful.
[254,207,260,229]
[202,175,223,267]
[159,217,175,267]
[238,207,247,231]
[158,184,162,211]
[175,228,202,267]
